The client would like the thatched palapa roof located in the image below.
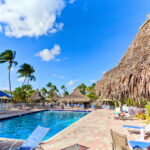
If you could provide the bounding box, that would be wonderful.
[60,88,90,103]
[29,89,45,102]
[45,93,61,103]
[98,99,113,102]
[95,14,150,101]
[52,93,61,101]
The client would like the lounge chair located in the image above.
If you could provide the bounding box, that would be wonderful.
[114,107,121,115]
[111,129,150,150]
[110,129,130,150]
[9,125,50,150]
[129,141,150,149]
[123,124,150,140]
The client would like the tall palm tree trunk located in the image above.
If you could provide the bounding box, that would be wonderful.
[8,67,12,101]
[27,77,30,85]
[22,77,27,86]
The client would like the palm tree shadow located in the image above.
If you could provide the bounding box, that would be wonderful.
[61,144,90,150]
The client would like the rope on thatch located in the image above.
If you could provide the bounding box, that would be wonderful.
[60,88,90,103]
[95,14,150,101]
[29,89,45,102]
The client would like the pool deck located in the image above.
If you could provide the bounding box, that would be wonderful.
[0,109,149,150]
[0,109,45,120]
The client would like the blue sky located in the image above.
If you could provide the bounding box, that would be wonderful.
[0,0,150,93]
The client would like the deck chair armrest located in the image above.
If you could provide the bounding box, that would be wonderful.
[112,143,115,150]
[9,140,21,150]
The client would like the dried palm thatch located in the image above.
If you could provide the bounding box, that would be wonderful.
[52,93,60,102]
[60,88,90,103]
[29,89,45,102]
[45,93,61,103]
[45,97,52,102]
[97,98,113,102]
[95,14,150,101]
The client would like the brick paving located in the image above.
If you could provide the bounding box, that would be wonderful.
[0,110,148,150]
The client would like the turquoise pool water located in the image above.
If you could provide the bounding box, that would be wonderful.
[0,110,89,141]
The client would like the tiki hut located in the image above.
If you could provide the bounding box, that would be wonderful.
[52,93,60,102]
[29,89,45,103]
[45,93,61,104]
[60,88,90,108]
[95,14,150,101]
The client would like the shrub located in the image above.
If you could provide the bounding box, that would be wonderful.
[126,98,137,106]
[94,104,101,109]
[115,100,120,107]
[135,111,146,120]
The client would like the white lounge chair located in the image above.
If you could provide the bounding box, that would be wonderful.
[123,123,150,140]
[9,125,50,150]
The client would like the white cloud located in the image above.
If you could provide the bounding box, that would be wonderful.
[0,0,67,38]
[49,23,64,34]
[67,79,78,86]
[36,44,61,62]
[17,77,25,82]
[69,0,76,4]
[60,76,65,79]
[52,74,65,79]
[90,80,96,83]
[10,67,15,72]
[0,87,9,91]
[54,58,61,62]
[102,71,106,74]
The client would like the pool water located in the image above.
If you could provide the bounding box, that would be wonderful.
[0,110,89,141]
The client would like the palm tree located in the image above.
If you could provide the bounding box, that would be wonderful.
[61,85,66,91]
[91,83,96,89]
[17,63,36,86]
[61,85,69,97]
[86,86,93,93]
[0,50,18,98]
[46,82,52,89]
[64,91,69,97]
[41,87,47,97]
[52,85,59,93]
[78,83,87,95]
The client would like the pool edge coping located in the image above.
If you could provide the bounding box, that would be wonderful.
[0,109,46,121]
[42,110,94,144]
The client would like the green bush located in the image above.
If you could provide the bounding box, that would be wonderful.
[115,100,120,107]
[126,98,137,107]
[94,104,101,109]
[135,112,146,120]
[140,98,147,108]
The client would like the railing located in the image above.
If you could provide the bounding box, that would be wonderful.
[0,102,55,111]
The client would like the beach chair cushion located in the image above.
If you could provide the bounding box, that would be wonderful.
[123,125,145,130]
[129,140,150,149]
[19,126,50,149]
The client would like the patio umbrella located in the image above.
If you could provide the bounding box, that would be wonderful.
[0,91,12,99]
[0,91,12,103]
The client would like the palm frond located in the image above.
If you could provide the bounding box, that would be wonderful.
[13,61,18,66]
[0,60,7,63]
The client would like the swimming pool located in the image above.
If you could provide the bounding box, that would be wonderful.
[0,110,89,141]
